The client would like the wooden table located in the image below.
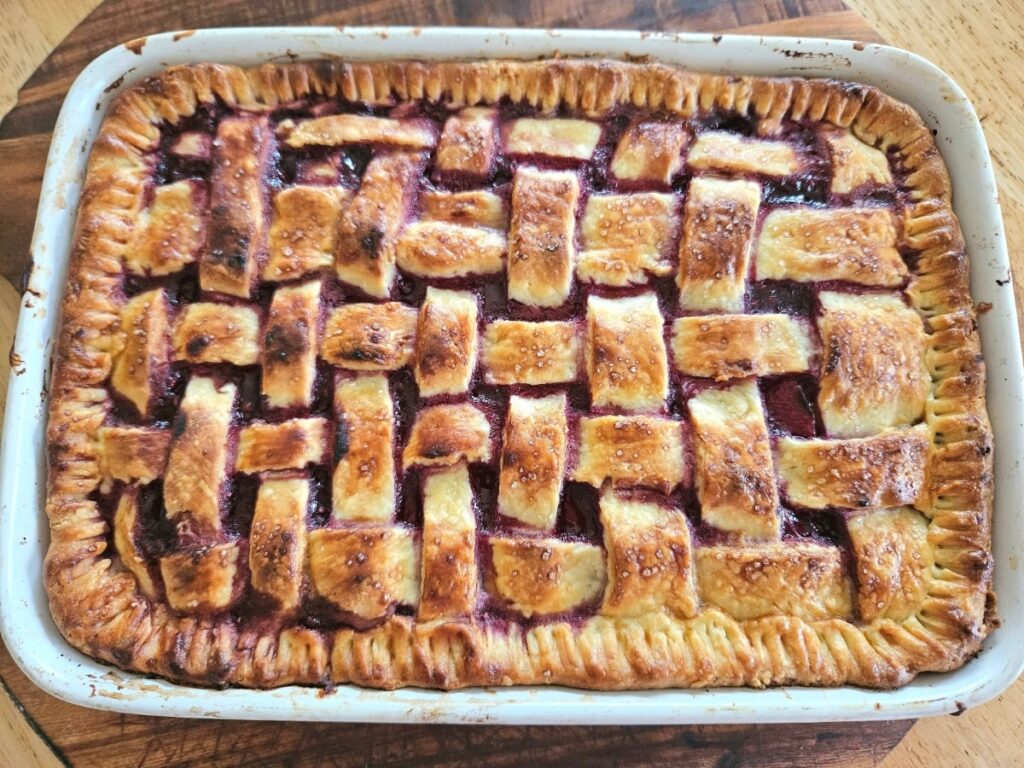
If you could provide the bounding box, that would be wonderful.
[1,1,1022,765]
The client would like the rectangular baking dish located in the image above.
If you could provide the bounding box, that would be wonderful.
[2,27,1021,724]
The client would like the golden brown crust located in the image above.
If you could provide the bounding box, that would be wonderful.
[45,59,992,692]
[497,394,568,529]
[671,314,811,381]
[308,527,418,620]
[821,127,892,194]
[172,302,261,366]
[335,151,424,298]
[689,383,780,540]
[113,489,158,599]
[419,464,478,621]
[201,116,270,298]
[506,118,601,159]
[98,425,170,487]
[777,426,930,510]
[482,320,580,386]
[419,189,507,229]
[756,208,906,286]
[677,177,761,312]
[413,288,479,397]
[490,537,606,617]
[611,120,689,183]
[687,131,801,177]
[163,377,235,537]
[402,403,491,469]
[695,544,853,622]
[261,280,321,409]
[396,221,506,279]
[585,293,669,413]
[847,507,932,623]
[321,302,418,372]
[161,543,242,613]
[332,375,396,522]
[507,167,578,307]
[598,490,698,619]
[249,478,309,612]
[816,292,930,437]
[282,114,437,150]
[435,108,499,176]
[264,186,347,282]
[126,181,206,276]
[574,415,684,493]
[110,289,170,417]
[577,192,679,287]
[396,183,508,281]
[235,418,328,474]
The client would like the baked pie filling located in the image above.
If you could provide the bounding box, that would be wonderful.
[45,59,994,690]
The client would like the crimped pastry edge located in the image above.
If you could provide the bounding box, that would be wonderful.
[43,59,994,691]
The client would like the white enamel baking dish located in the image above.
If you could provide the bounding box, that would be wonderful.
[1,27,1021,724]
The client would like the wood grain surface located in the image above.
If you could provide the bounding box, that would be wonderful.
[0,0,1021,766]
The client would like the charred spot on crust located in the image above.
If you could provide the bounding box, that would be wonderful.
[360,225,385,259]
[334,421,350,462]
[824,337,842,375]
[185,334,211,358]
[171,411,188,438]
[208,654,235,686]
[313,60,339,85]
[207,209,251,272]
[137,72,170,96]
[838,81,869,100]
[342,347,380,363]
[964,550,994,580]
[423,444,454,459]
[416,327,463,379]
[264,320,308,366]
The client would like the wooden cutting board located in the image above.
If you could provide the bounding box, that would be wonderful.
[0,1,910,766]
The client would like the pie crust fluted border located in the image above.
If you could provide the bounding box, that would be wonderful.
[44,59,995,690]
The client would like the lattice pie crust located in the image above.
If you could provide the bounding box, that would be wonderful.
[45,59,994,691]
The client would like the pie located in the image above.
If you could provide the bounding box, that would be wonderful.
[44,59,996,691]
